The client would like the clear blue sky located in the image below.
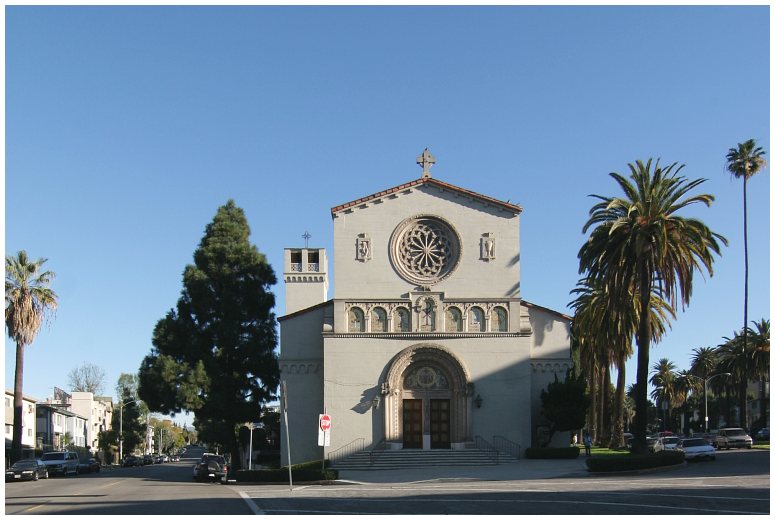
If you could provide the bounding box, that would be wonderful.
[5,6,770,414]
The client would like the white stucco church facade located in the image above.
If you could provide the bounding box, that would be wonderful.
[279,150,572,464]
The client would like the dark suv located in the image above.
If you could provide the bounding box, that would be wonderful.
[193,453,228,483]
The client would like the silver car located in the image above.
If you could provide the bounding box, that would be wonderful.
[716,428,753,449]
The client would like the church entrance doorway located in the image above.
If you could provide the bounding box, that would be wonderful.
[402,399,423,448]
[383,344,473,450]
[430,399,451,449]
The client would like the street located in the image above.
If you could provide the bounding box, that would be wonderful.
[5,448,769,515]
[240,449,769,515]
[4,447,250,515]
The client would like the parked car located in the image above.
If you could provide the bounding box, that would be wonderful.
[715,428,753,449]
[677,438,716,461]
[40,451,79,476]
[122,455,141,467]
[647,436,663,453]
[6,459,49,481]
[78,458,101,474]
[143,454,154,465]
[193,453,228,483]
[755,427,769,441]
[661,436,681,451]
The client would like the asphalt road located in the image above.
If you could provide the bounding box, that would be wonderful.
[5,447,769,515]
[4,446,250,515]
[238,449,770,515]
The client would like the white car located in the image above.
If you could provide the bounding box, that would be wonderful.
[677,438,716,461]
[716,428,753,449]
[661,436,681,450]
[40,451,79,476]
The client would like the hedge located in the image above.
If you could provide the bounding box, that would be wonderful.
[524,447,580,459]
[235,460,338,483]
[586,450,684,472]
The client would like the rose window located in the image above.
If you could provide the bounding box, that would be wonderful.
[391,216,460,284]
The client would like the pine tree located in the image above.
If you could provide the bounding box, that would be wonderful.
[138,200,279,470]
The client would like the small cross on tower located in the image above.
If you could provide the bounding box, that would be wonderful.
[416,148,436,178]
[302,231,311,248]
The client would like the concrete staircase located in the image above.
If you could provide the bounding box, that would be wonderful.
[331,448,517,471]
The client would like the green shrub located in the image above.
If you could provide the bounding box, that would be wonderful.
[586,450,684,472]
[236,459,338,483]
[524,447,580,459]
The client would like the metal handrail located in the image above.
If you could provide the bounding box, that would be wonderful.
[474,435,499,464]
[493,435,521,459]
[328,437,365,464]
[370,438,387,465]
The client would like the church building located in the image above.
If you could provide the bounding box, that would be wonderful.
[279,150,572,464]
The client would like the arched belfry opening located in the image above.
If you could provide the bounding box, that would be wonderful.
[381,344,473,449]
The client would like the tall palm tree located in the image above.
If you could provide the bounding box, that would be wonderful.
[725,139,766,429]
[579,159,726,454]
[5,251,57,463]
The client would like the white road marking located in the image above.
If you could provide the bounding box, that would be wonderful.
[235,489,264,515]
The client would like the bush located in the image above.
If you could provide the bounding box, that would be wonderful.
[586,450,684,472]
[236,459,338,483]
[524,447,580,459]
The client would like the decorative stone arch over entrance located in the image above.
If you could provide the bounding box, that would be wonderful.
[381,343,473,449]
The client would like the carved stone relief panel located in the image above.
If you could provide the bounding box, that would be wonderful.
[480,233,496,261]
[356,233,372,262]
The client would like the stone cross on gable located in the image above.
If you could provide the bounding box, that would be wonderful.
[416,148,436,178]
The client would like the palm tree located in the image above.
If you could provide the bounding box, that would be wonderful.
[570,277,673,448]
[5,251,57,462]
[650,358,678,431]
[725,139,766,429]
[690,346,717,379]
[747,319,770,381]
[674,369,702,434]
[579,159,726,454]
[690,346,720,431]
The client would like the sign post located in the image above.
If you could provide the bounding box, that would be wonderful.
[281,381,293,492]
[318,413,331,477]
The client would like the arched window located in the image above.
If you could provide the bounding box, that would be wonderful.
[394,307,411,332]
[445,307,463,332]
[492,306,508,332]
[372,307,388,332]
[469,306,485,332]
[348,307,365,332]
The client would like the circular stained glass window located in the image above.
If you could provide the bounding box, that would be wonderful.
[390,216,461,285]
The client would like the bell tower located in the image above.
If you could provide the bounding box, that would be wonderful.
[284,238,329,315]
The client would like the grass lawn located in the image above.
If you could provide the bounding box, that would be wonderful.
[751,443,769,450]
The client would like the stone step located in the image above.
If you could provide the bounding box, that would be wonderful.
[331,449,517,470]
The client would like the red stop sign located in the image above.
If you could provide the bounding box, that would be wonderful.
[320,414,331,432]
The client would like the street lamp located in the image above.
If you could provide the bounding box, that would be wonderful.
[118,399,137,464]
[687,373,731,433]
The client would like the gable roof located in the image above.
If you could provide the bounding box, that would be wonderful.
[521,299,573,322]
[331,176,523,217]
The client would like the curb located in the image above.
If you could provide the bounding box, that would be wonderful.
[584,461,687,476]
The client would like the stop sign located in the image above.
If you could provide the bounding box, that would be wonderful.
[319,414,331,432]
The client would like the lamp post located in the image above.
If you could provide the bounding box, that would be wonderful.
[687,373,731,432]
[118,399,137,464]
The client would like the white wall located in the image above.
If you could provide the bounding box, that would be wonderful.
[333,184,521,299]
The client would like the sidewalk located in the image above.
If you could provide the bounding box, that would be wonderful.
[337,457,590,484]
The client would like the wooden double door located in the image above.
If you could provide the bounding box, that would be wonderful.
[402,398,450,449]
